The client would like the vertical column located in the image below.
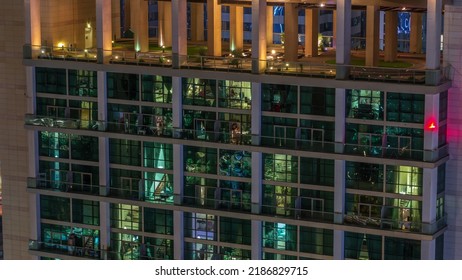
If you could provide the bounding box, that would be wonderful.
[333,160,346,259]
[172,0,187,68]
[426,0,443,70]
[172,76,184,259]
[284,3,298,61]
[24,0,41,58]
[158,1,172,47]
[410,13,423,54]
[207,0,222,56]
[230,5,244,51]
[96,0,113,63]
[424,94,440,154]
[131,0,149,52]
[191,3,205,42]
[335,88,346,153]
[26,66,40,254]
[123,0,130,34]
[251,82,262,259]
[335,0,351,78]
[251,0,267,73]
[267,6,274,45]
[111,1,121,39]
[97,71,111,258]
[305,8,319,57]
[379,11,385,50]
[384,11,398,62]
[332,10,337,48]
[365,5,380,67]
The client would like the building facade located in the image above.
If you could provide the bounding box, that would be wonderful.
[2,0,461,260]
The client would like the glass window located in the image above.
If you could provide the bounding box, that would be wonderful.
[218,112,252,145]
[262,185,297,217]
[346,162,383,192]
[143,142,173,169]
[68,70,97,97]
[385,165,422,196]
[36,67,67,94]
[264,154,298,183]
[185,213,216,241]
[387,92,424,123]
[140,107,173,136]
[439,91,448,122]
[110,204,141,231]
[219,217,251,245]
[144,208,173,235]
[183,78,216,106]
[218,80,252,109]
[107,103,139,133]
[72,199,99,226]
[300,227,333,256]
[347,89,383,120]
[107,72,139,100]
[39,131,70,159]
[262,83,297,113]
[70,135,99,161]
[144,237,174,260]
[40,195,70,221]
[219,150,251,178]
[110,232,141,260]
[261,116,298,148]
[345,232,382,259]
[300,86,335,116]
[437,164,445,194]
[36,97,67,117]
[384,237,420,260]
[182,110,217,140]
[109,168,141,199]
[300,157,334,186]
[184,146,217,174]
[143,172,173,203]
[141,75,172,103]
[263,222,297,251]
[109,139,141,166]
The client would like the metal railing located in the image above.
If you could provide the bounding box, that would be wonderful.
[23,44,451,85]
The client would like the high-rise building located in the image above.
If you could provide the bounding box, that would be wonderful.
[2,0,462,260]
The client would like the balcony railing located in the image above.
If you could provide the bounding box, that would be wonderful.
[181,194,252,213]
[23,44,451,85]
[25,114,448,163]
[261,204,335,223]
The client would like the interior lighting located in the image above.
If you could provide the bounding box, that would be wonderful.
[402,7,407,11]
[271,49,276,55]
[320,3,325,8]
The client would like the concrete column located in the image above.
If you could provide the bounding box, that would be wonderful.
[25,0,41,47]
[172,0,187,68]
[97,71,111,258]
[267,6,274,45]
[410,13,423,54]
[284,3,298,61]
[191,3,205,41]
[365,5,380,67]
[305,9,319,57]
[379,11,385,50]
[424,94,440,151]
[384,11,398,62]
[252,0,267,73]
[172,77,183,129]
[421,239,436,260]
[426,0,443,70]
[335,88,346,153]
[332,10,337,48]
[131,0,149,52]
[230,5,244,51]
[96,0,113,63]
[333,230,345,259]
[251,82,262,140]
[158,1,172,47]
[172,76,184,204]
[173,211,185,259]
[333,159,346,259]
[111,1,121,39]
[251,220,263,259]
[421,167,437,259]
[207,0,222,56]
[123,0,130,33]
[335,0,351,79]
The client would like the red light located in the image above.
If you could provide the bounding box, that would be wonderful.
[429,122,436,129]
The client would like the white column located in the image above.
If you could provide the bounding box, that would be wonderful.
[335,88,346,153]
[97,71,111,257]
[421,240,436,260]
[251,152,262,214]
[96,0,113,63]
[426,0,443,70]
[410,13,423,54]
[379,11,385,50]
[333,159,345,259]
[335,0,351,78]
[172,0,187,68]
[251,220,263,259]
[158,1,172,47]
[207,0,222,56]
[251,82,262,144]
[26,66,40,255]
[251,0,267,73]
[424,94,440,152]
[173,211,184,259]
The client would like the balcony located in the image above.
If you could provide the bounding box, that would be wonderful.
[25,114,449,163]
[23,43,452,86]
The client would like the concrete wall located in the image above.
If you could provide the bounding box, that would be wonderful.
[0,0,31,259]
[443,5,462,260]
